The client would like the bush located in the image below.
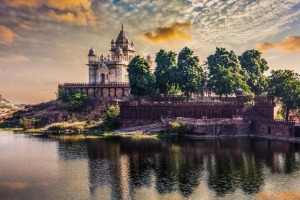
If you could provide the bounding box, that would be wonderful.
[57,89,88,111]
[103,105,120,130]
[19,118,39,129]
[167,121,188,135]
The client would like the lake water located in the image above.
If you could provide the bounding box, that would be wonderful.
[0,131,300,200]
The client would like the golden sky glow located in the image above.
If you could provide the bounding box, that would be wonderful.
[0,0,300,103]
[141,21,192,43]
[257,36,300,52]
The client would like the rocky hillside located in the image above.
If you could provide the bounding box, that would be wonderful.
[1,99,113,129]
[0,95,20,121]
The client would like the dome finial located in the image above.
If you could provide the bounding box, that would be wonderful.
[122,24,123,31]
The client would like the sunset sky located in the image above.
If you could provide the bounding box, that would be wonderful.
[0,0,300,104]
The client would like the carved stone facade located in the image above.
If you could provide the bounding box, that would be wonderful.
[87,24,153,84]
[59,25,152,100]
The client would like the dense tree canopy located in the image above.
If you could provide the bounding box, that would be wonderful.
[127,55,156,97]
[239,50,269,95]
[269,69,300,121]
[177,47,207,99]
[57,89,88,111]
[207,47,250,98]
[154,49,177,95]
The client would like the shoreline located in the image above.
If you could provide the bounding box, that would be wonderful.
[2,125,300,143]
[183,133,300,143]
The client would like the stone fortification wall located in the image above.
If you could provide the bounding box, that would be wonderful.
[254,105,276,119]
[120,101,243,123]
[184,118,250,136]
[252,119,296,137]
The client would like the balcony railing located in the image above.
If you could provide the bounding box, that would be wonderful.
[59,82,130,87]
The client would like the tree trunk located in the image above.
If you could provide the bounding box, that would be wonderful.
[285,107,290,122]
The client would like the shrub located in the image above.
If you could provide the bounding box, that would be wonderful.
[19,118,39,129]
[57,89,88,111]
[103,105,120,130]
[167,121,188,135]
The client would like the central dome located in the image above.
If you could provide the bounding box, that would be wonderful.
[115,24,129,44]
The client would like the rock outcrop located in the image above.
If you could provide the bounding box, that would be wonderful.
[0,95,20,121]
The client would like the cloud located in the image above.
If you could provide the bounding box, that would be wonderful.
[184,0,300,49]
[256,191,300,200]
[256,36,300,52]
[3,0,38,8]
[0,25,15,45]
[19,23,32,31]
[0,55,30,62]
[141,21,192,43]
[4,0,96,26]
[0,181,29,190]
[48,10,81,25]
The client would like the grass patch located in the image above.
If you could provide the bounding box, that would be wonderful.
[24,128,44,133]
[47,121,86,132]
[0,127,24,131]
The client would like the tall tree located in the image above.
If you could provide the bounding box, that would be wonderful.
[269,69,300,121]
[239,50,269,95]
[154,49,177,95]
[207,47,250,98]
[177,47,207,99]
[127,55,156,97]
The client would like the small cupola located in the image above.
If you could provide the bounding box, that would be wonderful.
[88,47,95,56]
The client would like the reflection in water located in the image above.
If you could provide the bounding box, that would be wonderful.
[1,131,300,200]
[63,138,300,199]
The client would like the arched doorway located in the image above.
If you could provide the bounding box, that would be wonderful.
[101,74,105,84]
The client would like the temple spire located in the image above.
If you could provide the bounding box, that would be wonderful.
[122,24,124,31]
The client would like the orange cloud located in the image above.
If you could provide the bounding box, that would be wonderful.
[48,10,90,26]
[256,36,300,52]
[46,0,91,11]
[4,0,95,26]
[19,23,32,31]
[256,191,300,200]
[141,21,192,43]
[0,25,15,45]
[0,55,30,62]
[3,0,38,8]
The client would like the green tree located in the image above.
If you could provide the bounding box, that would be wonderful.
[154,49,177,95]
[127,55,156,97]
[103,105,120,130]
[207,47,250,98]
[57,89,88,111]
[269,69,300,121]
[177,47,207,99]
[239,50,269,95]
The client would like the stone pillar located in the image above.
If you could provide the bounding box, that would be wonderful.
[267,88,275,105]
[235,88,244,105]
[234,88,244,117]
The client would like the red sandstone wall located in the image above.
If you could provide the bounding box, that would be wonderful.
[120,103,242,121]
[253,120,295,137]
[254,105,275,119]
[188,123,250,136]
